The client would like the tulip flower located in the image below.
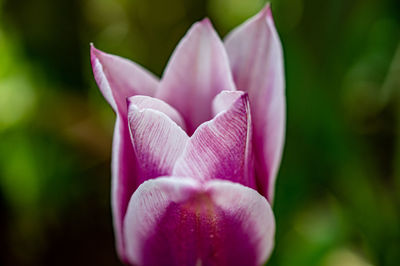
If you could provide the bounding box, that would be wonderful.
[91,3,285,266]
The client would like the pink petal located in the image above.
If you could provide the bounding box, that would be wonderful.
[90,44,158,114]
[173,91,255,188]
[156,19,237,135]
[224,4,286,202]
[127,97,188,185]
[124,177,275,266]
[91,45,159,260]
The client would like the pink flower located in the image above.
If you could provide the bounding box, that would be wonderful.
[91,4,285,266]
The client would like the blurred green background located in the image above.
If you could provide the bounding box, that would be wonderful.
[0,0,399,265]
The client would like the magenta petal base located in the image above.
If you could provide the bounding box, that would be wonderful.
[124,178,275,266]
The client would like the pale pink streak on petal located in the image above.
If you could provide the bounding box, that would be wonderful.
[90,45,159,260]
[127,98,188,184]
[156,19,237,135]
[124,177,275,266]
[173,91,255,188]
[224,4,286,202]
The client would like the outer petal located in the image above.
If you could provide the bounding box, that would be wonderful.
[156,19,237,135]
[127,97,188,185]
[173,91,255,188]
[109,116,136,261]
[91,45,159,260]
[224,4,286,202]
[91,44,158,113]
[124,177,275,266]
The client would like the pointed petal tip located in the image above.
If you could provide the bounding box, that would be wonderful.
[90,44,106,60]
[199,17,212,27]
[90,45,117,64]
[90,43,104,67]
[263,2,272,13]
[191,17,218,34]
[257,2,274,21]
[90,43,98,55]
[90,43,97,61]
[262,3,279,29]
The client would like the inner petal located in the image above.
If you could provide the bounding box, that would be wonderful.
[127,97,189,184]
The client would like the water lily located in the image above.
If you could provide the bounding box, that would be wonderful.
[91,3,285,266]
